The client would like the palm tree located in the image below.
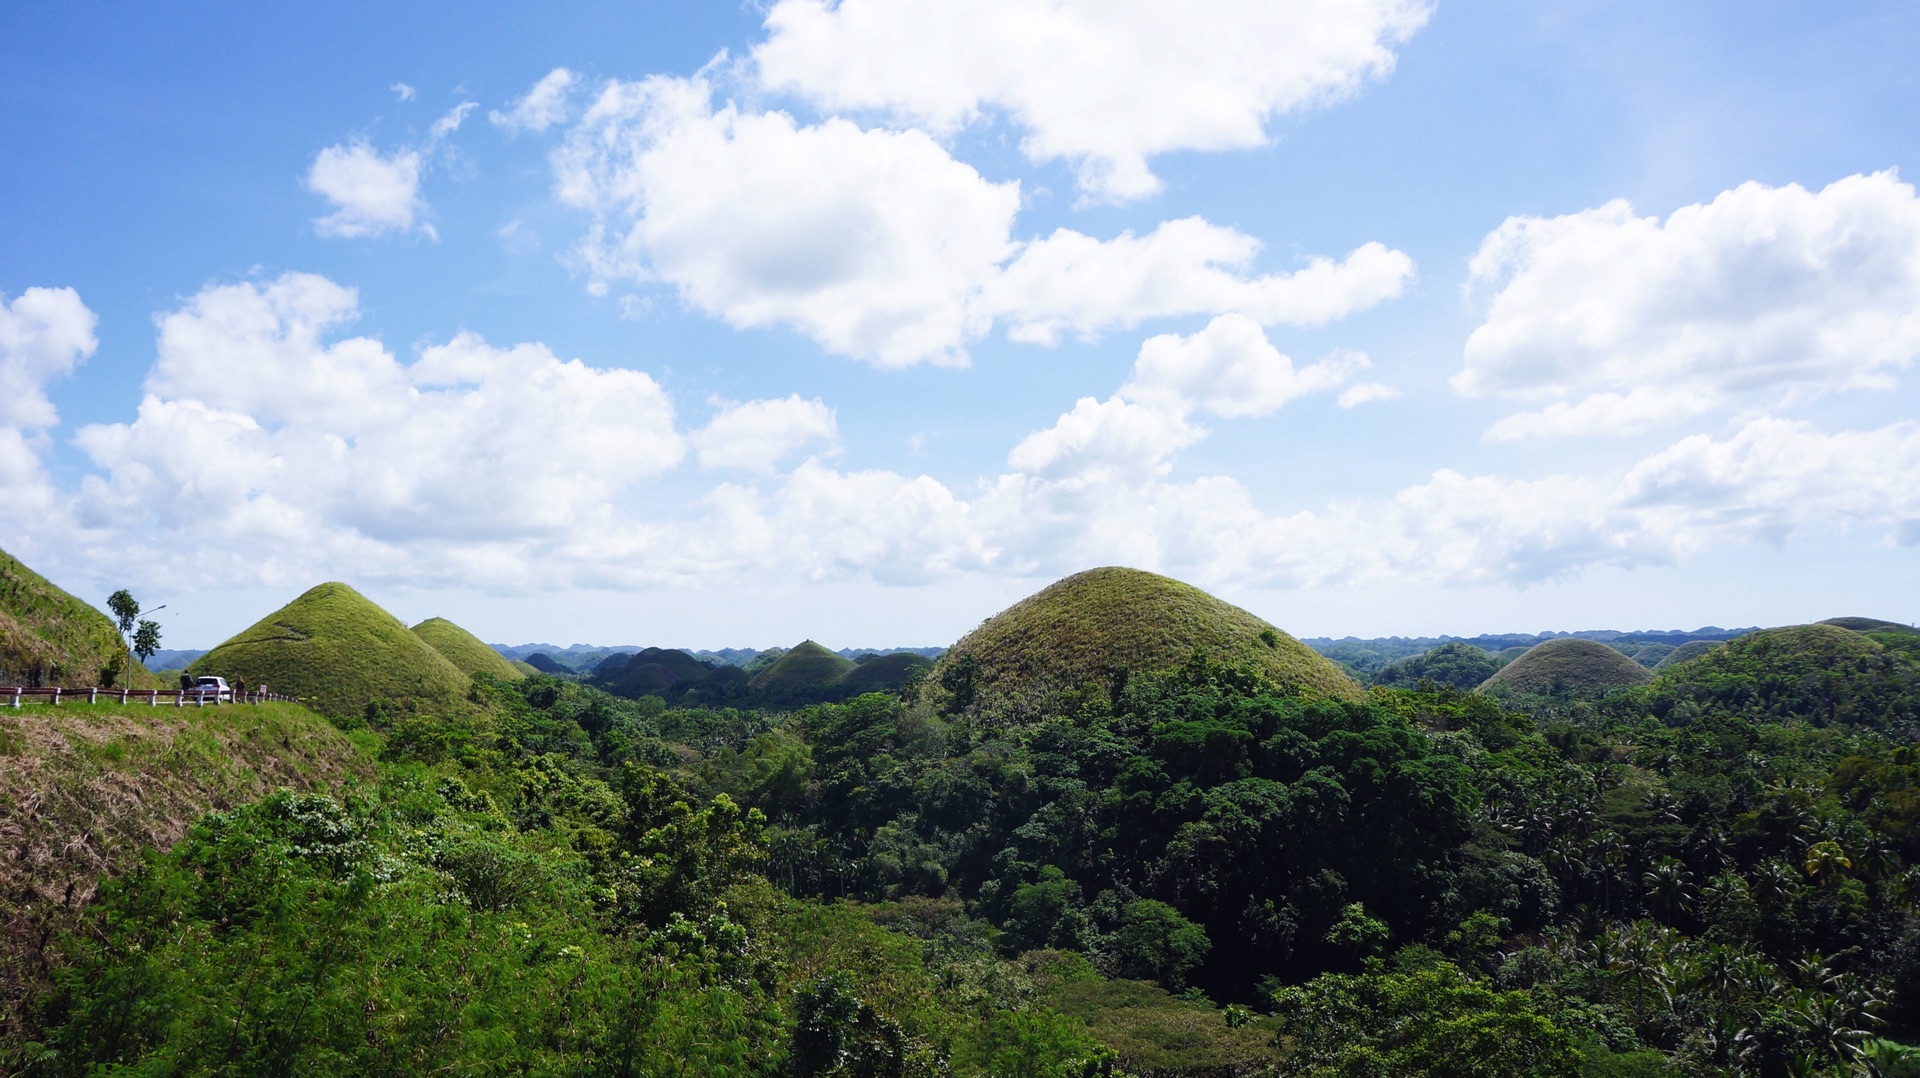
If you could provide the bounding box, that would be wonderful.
[1643,856,1695,922]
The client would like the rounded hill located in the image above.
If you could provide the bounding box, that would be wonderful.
[1654,640,1724,670]
[411,617,524,681]
[1821,616,1915,633]
[750,640,855,702]
[1372,642,1502,691]
[191,582,470,722]
[1478,638,1654,698]
[1646,624,1920,730]
[840,651,934,693]
[930,567,1361,721]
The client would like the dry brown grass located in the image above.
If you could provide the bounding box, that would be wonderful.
[0,700,372,1043]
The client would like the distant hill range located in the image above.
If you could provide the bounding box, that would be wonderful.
[1303,627,1764,680]
[490,641,944,675]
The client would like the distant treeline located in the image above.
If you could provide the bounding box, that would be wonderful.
[1305,627,1759,680]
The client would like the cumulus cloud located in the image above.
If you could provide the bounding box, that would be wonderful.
[0,286,98,429]
[491,67,580,133]
[983,220,1413,344]
[307,143,429,239]
[554,77,1411,365]
[753,0,1431,202]
[1459,171,1920,438]
[1337,382,1400,409]
[556,75,1020,366]
[74,274,683,570]
[692,395,839,472]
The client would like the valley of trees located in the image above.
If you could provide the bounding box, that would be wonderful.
[7,565,1920,1075]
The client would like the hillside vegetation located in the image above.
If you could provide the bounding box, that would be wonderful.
[0,547,149,689]
[191,582,471,722]
[1655,638,1724,668]
[750,639,855,701]
[931,566,1360,721]
[1479,637,1655,697]
[1372,641,1503,690]
[0,699,371,1043]
[1644,622,1920,731]
[411,617,524,681]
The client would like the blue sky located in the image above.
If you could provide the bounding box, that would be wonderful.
[2,0,1917,649]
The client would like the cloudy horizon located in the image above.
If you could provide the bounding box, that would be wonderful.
[3,0,1916,649]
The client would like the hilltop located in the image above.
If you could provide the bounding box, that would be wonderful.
[190,582,471,722]
[930,567,1360,721]
[1478,637,1655,698]
[1371,641,1508,690]
[1646,622,1920,731]
[0,546,150,688]
[412,617,524,681]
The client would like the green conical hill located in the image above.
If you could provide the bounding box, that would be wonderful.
[0,547,150,688]
[839,652,934,693]
[931,567,1361,721]
[1645,624,1920,730]
[411,617,524,681]
[1653,640,1724,670]
[750,640,855,697]
[190,582,469,721]
[1478,638,1654,697]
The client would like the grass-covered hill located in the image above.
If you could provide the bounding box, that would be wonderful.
[1644,622,1920,731]
[411,617,525,681]
[750,639,857,703]
[522,652,572,674]
[1371,641,1503,690]
[930,566,1361,721]
[0,698,371,1043]
[840,650,934,693]
[0,547,150,688]
[1823,616,1917,632]
[190,582,472,722]
[1478,637,1655,698]
[596,646,722,697]
[1653,638,1723,669]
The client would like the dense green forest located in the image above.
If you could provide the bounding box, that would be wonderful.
[11,570,1920,1075]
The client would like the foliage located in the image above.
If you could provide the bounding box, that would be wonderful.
[1642,624,1920,733]
[1371,641,1504,691]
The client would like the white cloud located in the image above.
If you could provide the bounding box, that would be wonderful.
[555,75,1021,366]
[984,220,1413,344]
[1459,171,1920,437]
[754,0,1431,202]
[0,286,98,429]
[307,142,429,239]
[491,67,580,133]
[692,395,839,472]
[554,77,1412,365]
[74,274,683,569]
[1007,396,1203,486]
[391,82,417,102]
[1121,314,1365,419]
[1337,382,1399,409]
[430,101,478,141]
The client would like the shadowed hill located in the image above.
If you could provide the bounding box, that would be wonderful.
[190,582,471,721]
[411,617,524,681]
[597,647,721,697]
[1372,642,1502,690]
[0,547,152,688]
[839,651,934,693]
[930,567,1361,721]
[1645,623,1920,731]
[523,652,572,674]
[1479,638,1655,698]
[1654,639,1724,669]
[750,640,856,703]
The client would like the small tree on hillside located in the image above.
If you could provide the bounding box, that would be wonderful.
[106,589,161,689]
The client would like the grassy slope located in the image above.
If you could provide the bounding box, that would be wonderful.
[190,582,472,722]
[0,547,154,689]
[0,699,373,1041]
[840,652,933,692]
[1479,637,1656,697]
[412,617,525,681]
[750,640,856,692]
[932,567,1361,722]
